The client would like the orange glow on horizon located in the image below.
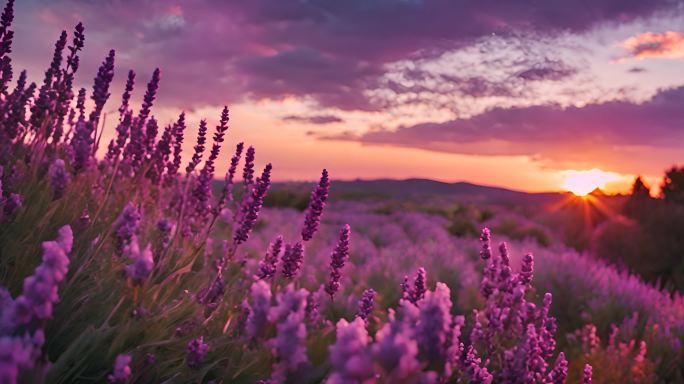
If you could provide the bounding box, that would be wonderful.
[561,168,622,196]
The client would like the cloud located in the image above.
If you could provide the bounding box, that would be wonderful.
[10,0,681,112]
[339,86,684,173]
[621,31,684,60]
[282,114,344,125]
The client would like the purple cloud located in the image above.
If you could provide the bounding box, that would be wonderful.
[343,86,684,173]
[10,0,681,112]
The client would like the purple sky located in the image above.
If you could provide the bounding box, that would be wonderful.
[9,0,684,191]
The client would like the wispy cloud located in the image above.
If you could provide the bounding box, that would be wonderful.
[621,31,684,60]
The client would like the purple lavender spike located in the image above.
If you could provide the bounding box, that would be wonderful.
[281,242,304,279]
[191,107,229,219]
[245,280,272,339]
[301,169,330,241]
[124,238,153,285]
[185,119,207,175]
[164,112,185,184]
[215,142,244,215]
[107,354,131,383]
[0,330,44,384]
[11,226,72,326]
[3,192,20,217]
[257,235,283,280]
[242,146,255,191]
[546,352,568,384]
[112,203,141,254]
[186,337,210,369]
[519,253,534,285]
[356,288,376,322]
[328,318,374,383]
[144,116,158,154]
[411,267,426,304]
[480,228,492,260]
[88,49,115,125]
[48,158,70,200]
[118,70,135,120]
[233,163,272,244]
[583,364,593,384]
[325,224,351,298]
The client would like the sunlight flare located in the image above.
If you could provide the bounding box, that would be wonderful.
[561,168,622,196]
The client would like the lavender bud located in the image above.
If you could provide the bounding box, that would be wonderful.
[583,364,593,384]
[186,337,210,369]
[123,237,153,285]
[301,169,329,241]
[328,318,374,383]
[411,267,427,304]
[112,203,141,254]
[48,158,70,199]
[107,354,132,383]
[233,164,272,245]
[325,224,351,298]
[281,242,304,279]
[356,288,376,322]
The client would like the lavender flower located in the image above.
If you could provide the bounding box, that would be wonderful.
[112,203,141,254]
[519,253,534,285]
[118,70,135,120]
[48,158,70,199]
[462,346,493,384]
[164,112,185,184]
[301,169,329,241]
[107,354,132,383]
[70,118,93,172]
[356,288,376,322]
[144,116,158,154]
[29,30,66,134]
[245,280,272,340]
[415,282,452,367]
[11,225,72,325]
[269,312,308,382]
[401,275,412,301]
[325,224,351,298]
[267,284,309,381]
[3,192,20,217]
[242,146,255,191]
[583,364,593,384]
[257,236,283,280]
[546,352,568,384]
[123,237,153,285]
[186,337,210,369]
[105,112,132,164]
[185,119,207,175]
[215,142,244,214]
[281,242,304,279]
[156,218,174,250]
[88,49,115,126]
[233,163,272,244]
[328,318,374,383]
[411,267,427,304]
[0,330,44,384]
[191,107,229,219]
[480,228,492,260]
[372,309,421,380]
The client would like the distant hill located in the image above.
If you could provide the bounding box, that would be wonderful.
[265,178,567,206]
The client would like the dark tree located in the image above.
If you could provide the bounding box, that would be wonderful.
[661,166,684,206]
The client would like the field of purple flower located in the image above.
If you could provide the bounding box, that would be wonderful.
[0,1,682,382]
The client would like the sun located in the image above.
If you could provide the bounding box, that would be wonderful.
[561,169,621,196]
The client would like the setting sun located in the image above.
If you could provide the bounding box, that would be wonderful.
[561,168,622,196]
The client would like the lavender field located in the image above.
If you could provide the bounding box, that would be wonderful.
[2,0,684,383]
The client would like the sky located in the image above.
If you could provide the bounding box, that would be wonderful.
[9,0,684,193]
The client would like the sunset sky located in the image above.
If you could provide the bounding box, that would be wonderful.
[11,1,684,193]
